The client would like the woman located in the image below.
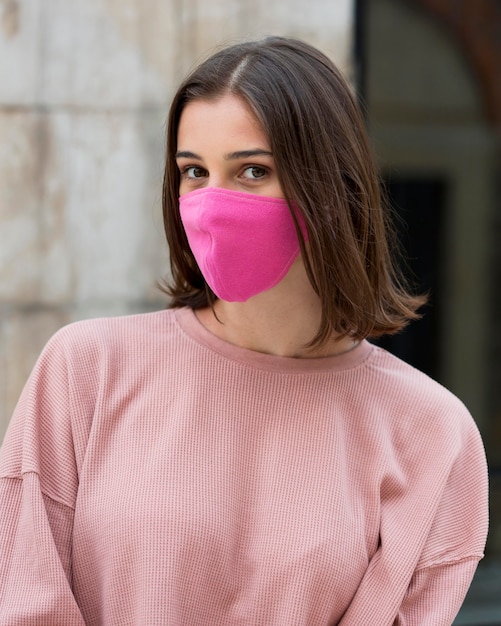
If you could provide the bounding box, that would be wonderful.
[0,37,488,625]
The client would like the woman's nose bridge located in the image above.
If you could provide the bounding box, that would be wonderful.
[207,166,236,191]
[208,177,232,190]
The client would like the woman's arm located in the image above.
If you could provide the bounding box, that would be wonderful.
[0,332,86,624]
[393,557,479,625]
[339,400,488,626]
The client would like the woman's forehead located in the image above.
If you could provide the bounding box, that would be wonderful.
[177,95,270,153]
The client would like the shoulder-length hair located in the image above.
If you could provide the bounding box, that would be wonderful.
[161,36,425,347]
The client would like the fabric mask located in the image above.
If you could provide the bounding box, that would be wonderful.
[179,187,308,302]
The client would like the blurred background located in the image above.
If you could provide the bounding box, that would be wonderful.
[0,0,499,622]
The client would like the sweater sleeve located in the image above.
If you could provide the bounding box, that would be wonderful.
[392,414,488,626]
[0,331,86,625]
[393,558,479,626]
[339,400,488,626]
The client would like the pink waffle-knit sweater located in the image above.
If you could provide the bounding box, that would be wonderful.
[0,307,488,625]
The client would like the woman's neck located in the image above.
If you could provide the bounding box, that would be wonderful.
[195,259,358,359]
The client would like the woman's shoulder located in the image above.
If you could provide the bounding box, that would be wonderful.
[50,308,176,350]
[365,344,476,437]
[33,309,179,381]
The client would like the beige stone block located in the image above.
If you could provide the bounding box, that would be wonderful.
[245,0,353,71]
[0,306,70,442]
[0,111,42,301]
[42,0,177,107]
[0,111,75,305]
[0,0,42,104]
[0,107,167,306]
[37,113,74,303]
[171,0,246,80]
[53,110,167,303]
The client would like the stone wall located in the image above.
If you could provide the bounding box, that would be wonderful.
[0,0,354,439]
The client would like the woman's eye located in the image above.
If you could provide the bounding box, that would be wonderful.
[242,166,267,180]
[183,166,207,179]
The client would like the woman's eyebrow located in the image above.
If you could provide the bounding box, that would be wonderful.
[175,149,273,160]
[176,148,273,161]
[224,149,273,160]
[175,150,201,160]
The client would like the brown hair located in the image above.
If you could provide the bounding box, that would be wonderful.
[161,36,425,346]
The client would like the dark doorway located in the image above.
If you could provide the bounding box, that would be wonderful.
[374,176,447,382]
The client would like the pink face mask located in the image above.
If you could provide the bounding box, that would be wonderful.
[179,187,308,302]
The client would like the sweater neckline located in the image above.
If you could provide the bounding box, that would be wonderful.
[173,307,374,374]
